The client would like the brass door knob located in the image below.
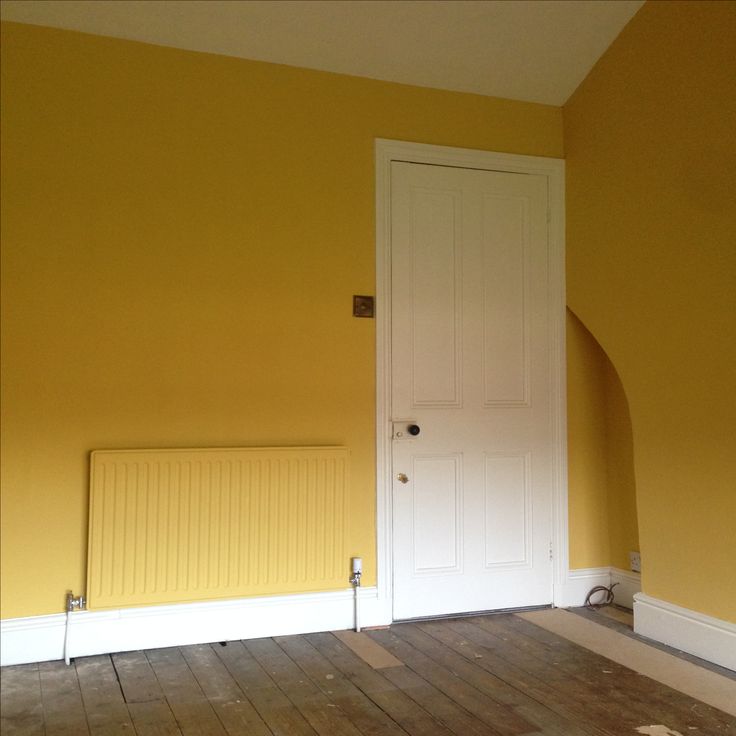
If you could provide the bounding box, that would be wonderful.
[397,473,409,484]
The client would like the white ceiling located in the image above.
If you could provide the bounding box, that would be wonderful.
[0,0,644,106]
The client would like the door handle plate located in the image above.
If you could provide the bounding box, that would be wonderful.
[392,421,420,440]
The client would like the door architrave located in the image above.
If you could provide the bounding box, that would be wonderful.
[374,138,568,622]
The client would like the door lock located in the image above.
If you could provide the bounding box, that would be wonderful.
[396,473,409,484]
[392,421,421,440]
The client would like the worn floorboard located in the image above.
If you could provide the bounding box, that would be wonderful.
[520,608,736,717]
[274,633,411,736]
[110,650,181,736]
[367,626,536,736]
[333,631,404,670]
[180,643,272,736]
[75,655,135,736]
[38,660,91,736]
[215,637,318,735]
[419,618,615,735]
[390,622,594,736]
[306,631,455,736]
[0,664,44,736]
[145,647,226,736]
[2,613,734,736]
[479,613,733,733]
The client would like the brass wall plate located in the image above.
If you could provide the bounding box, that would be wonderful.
[353,295,375,318]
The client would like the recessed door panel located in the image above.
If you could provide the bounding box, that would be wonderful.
[482,195,531,407]
[484,453,530,567]
[410,190,462,407]
[412,455,461,573]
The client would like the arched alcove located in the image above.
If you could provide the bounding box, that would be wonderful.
[566,308,639,572]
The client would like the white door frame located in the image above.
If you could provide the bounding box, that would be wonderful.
[374,138,569,623]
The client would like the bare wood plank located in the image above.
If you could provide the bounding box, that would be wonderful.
[75,655,135,736]
[475,615,667,728]
[449,617,617,718]
[594,607,634,627]
[112,651,166,703]
[333,631,403,669]
[521,608,736,713]
[5,618,730,736]
[126,700,183,736]
[111,650,182,735]
[393,622,597,736]
[145,647,227,736]
[305,631,454,736]
[0,664,44,736]
[364,657,505,736]
[180,643,272,736]
[447,617,660,735]
[491,614,736,734]
[245,637,367,736]
[368,626,537,736]
[215,638,317,736]
[417,620,612,736]
[275,634,411,736]
[38,660,90,736]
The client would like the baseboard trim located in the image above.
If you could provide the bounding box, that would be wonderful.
[610,567,641,609]
[633,593,736,672]
[554,566,611,608]
[19,574,727,671]
[555,566,641,609]
[0,586,387,666]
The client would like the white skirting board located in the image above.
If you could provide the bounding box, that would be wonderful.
[1,567,630,666]
[634,593,736,672]
[2,567,611,666]
[0,587,387,667]
[555,566,641,609]
[610,567,641,609]
[9,573,733,672]
[553,566,612,608]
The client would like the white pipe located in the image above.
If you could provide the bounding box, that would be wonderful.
[354,584,361,633]
[63,609,71,665]
[350,557,362,632]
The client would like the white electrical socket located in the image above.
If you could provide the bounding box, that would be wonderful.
[629,551,641,573]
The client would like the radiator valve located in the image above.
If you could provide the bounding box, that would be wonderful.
[66,591,86,612]
[349,557,362,587]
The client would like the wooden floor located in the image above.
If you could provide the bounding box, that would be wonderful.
[2,612,734,736]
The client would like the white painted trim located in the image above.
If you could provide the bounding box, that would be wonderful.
[554,567,612,608]
[374,139,567,619]
[634,593,736,672]
[374,139,395,627]
[555,566,640,609]
[610,567,641,610]
[13,578,733,675]
[0,587,382,666]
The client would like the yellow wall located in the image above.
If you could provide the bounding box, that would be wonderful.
[0,21,563,619]
[567,311,610,569]
[565,0,736,620]
[567,310,639,571]
[604,356,639,573]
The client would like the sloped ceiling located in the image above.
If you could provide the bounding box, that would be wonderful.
[0,0,644,105]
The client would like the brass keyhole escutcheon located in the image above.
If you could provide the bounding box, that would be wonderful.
[397,473,409,484]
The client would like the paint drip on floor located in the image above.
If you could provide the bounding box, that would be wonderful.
[635,726,685,736]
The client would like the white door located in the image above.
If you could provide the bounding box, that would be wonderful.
[391,160,553,620]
